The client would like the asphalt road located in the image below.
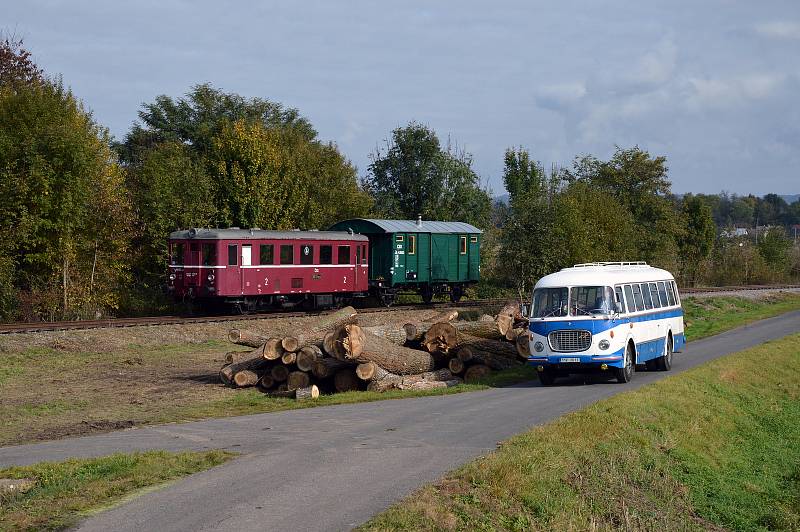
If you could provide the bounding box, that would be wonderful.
[2,310,798,531]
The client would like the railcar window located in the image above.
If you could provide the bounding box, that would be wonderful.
[470,236,478,243]
[631,283,644,311]
[190,242,199,252]
[666,282,676,306]
[356,246,361,265]
[320,245,332,265]
[300,244,314,265]
[657,281,669,306]
[460,236,467,254]
[614,286,626,313]
[280,245,294,265]
[227,245,237,266]
[362,244,367,264]
[171,243,185,265]
[623,285,634,312]
[649,283,661,308]
[396,235,404,242]
[260,244,274,265]
[202,244,216,266]
[337,245,350,264]
[408,235,416,255]
[640,283,654,310]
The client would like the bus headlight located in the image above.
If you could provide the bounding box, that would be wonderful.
[599,339,610,350]
[207,273,215,282]
[533,341,544,352]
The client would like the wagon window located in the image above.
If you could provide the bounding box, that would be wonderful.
[171,243,185,265]
[356,246,361,265]
[460,236,467,254]
[201,244,216,266]
[320,245,333,264]
[470,236,478,243]
[640,283,653,310]
[623,284,635,313]
[260,244,274,265]
[649,283,661,309]
[666,282,676,306]
[300,244,314,265]
[361,244,367,264]
[190,242,199,253]
[337,245,350,264]
[408,235,416,255]
[280,245,294,265]
[227,244,238,266]
[631,284,644,311]
[657,281,669,307]
[396,235,404,242]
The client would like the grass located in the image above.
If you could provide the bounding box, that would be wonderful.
[0,450,233,531]
[361,333,800,531]
[0,294,798,447]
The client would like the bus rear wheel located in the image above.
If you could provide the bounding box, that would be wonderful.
[615,343,634,383]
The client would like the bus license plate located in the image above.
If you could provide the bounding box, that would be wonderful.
[560,357,580,363]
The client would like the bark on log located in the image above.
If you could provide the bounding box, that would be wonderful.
[287,371,311,391]
[448,357,465,374]
[366,368,455,392]
[294,306,358,347]
[224,351,252,364]
[399,378,462,391]
[451,320,506,341]
[296,344,323,372]
[233,369,260,387]
[271,365,289,382]
[265,384,319,400]
[402,310,459,342]
[456,346,518,370]
[340,324,437,375]
[464,364,492,383]
[454,332,521,361]
[362,324,408,346]
[281,351,297,365]
[334,368,361,392]
[227,328,269,348]
[312,358,354,379]
[219,342,272,384]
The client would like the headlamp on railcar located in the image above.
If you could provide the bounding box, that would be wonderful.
[207,273,215,282]
[169,273,176,281]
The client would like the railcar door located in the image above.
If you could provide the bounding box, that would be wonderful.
[226,243,241,294]
[240,244,252,293]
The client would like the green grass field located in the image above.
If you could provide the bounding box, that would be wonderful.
[362,333,800,531]
[0,450,233,531]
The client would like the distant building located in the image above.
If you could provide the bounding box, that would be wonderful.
[720,227,748,238]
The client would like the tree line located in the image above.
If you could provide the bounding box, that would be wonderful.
[0,38,797,320]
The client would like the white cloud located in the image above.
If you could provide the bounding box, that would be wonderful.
[755,21,800,40]
[685,73,786,109]
[534,82,587,111]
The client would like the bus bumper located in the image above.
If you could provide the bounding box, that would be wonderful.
[528,348,626,371]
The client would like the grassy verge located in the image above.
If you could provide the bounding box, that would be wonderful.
[1,294,798,447]
[0,450,233,530]
[362,333,800,531]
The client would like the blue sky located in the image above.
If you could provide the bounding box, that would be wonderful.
[6,1,800,195]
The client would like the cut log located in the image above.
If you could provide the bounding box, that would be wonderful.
[422,322,458,352]
[296,344,323,372]
[448,357,465,374]
[223,351,252,364]
[312,358,353,379]
[496,303,522,336]
[219,342,272,384]
[281,336,300,353]
[456,346,518,370]
[281,351,297,365]
[479,314,495,322]
[233,369,260,387]
[506,327,527,342]
[263,338,285,360]
[399,378,462,391]
[227,328,269,348]
[464,364,492,383]
[271,365,289,382]
[455,333,520,361]
[294,306,358,347]
[334,368,361,392]
[451,320,506,341]
[287,371,311,391]
[265,384,319,400]
[515,332,531,359]
[403,310,459,342]
[259,375,275,390]
[366,368,454,392]
[425,310,459,323]
[322,329,347,358]
[340,324,437,375]
[362,324,408,346]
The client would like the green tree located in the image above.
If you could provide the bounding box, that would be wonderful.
[678,195,717,286]
[758,227,791,275]
[365,122,491,228]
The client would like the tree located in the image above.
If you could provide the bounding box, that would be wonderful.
[0,36,43,88]
[758,227,791,275]
[365,122,492,228]
[678,195,717,286]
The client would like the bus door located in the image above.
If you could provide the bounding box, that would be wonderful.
[241,244,252,293]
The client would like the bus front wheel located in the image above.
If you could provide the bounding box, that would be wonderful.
[615,344,634,383]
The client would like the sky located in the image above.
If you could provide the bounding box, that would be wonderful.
[5,0,800,196]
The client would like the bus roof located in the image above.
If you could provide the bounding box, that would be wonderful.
[535,262,675,289]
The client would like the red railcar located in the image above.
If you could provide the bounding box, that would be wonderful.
[168,228,369,310]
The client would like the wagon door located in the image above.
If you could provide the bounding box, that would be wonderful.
[431,234,449,281]
[240,244,252,293]
[226,243,241,294]
[457,235,468,281]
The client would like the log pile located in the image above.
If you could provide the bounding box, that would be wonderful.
[217,303,529,400]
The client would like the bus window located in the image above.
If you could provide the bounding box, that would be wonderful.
[624,284,635,312]
[649,283,661,308]
[657,281,669,306]
[631,283,644,311]
[640,283,653,310]
[666,282,676,306]
[671,281,681,305]
[614,286,626,313]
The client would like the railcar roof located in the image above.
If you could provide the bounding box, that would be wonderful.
[330,218,482,234]
[169,228,369,241]
[535,263,675,289]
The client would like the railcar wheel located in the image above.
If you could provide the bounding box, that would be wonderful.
[656,336,673,371]
[615,343,634,383]
[537,370,556,386]
[450,285,463,303]
[421,285,433,304]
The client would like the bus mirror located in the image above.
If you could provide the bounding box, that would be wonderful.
[519,303,530,318]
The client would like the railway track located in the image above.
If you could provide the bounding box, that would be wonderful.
[1,285,798,335]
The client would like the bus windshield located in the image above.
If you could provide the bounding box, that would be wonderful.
[532,287,569,318]
[570,286,615,316]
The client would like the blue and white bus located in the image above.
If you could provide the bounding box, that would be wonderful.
[526,262,686,385]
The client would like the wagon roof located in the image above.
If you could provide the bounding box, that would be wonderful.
[169,228,368,241]
[330,218,482,234]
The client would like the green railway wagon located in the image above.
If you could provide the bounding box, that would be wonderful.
[328,217,481,306]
